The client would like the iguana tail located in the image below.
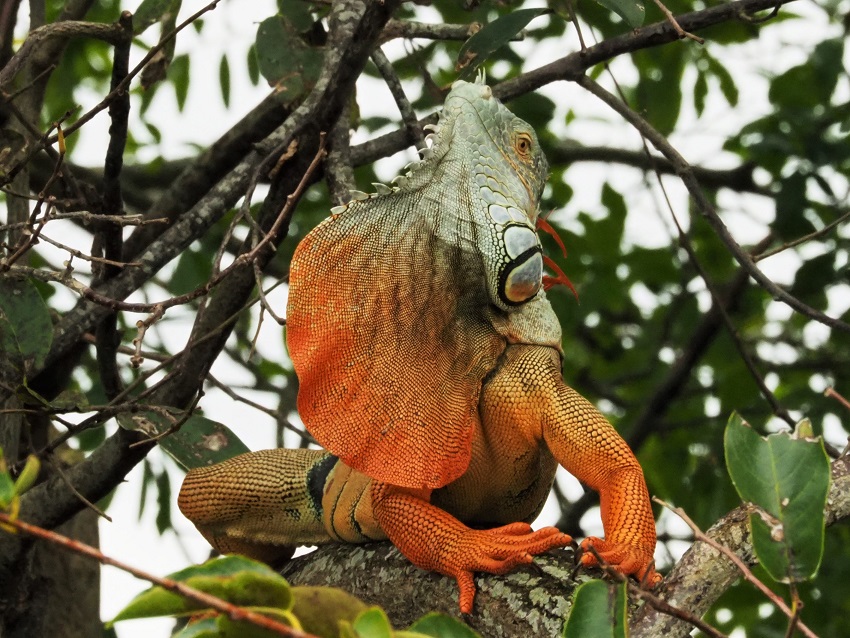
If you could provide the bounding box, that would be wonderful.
[178,448,386,564]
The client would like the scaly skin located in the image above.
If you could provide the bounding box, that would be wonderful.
[178,77,659,613]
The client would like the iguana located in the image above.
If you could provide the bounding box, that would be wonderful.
[178,77,659,613]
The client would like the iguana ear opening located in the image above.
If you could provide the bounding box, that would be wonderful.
[286,203,506,490]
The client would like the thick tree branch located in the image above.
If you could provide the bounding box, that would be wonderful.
[283,544,581,636]
[0,20,125,91]
[94,11,133,401]
[548,143,769,196]
[281,453,850,637]
[0,0,401,590]
[497,0,797,98]
[121,91,293,259]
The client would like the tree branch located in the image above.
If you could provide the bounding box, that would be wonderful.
[575,73,850,335]
[548,143,769,196]
[0,20,126,91]
[350,0,799,167]
[631,454,850,637]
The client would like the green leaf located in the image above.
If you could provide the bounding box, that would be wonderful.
[562,580,628,638]
[133,0,181,35]
[693,71,707,117]
[705,55,739,107]
[110,556,291,624]
[724,414,830,583]
[219,54,231,108]
[139,458,154,520]
[0,276,53,379]
[586,183,626,255]
[352,607,393,638]
[173,617,219,638]
[171,242,214,295]
[117,411,250,470]
[0,448,16,509]
[769,39,843,112]
[255,16,323,101]
[247,44,260,86]
[154,468,172,534]
[593,0,644,27]
[633,48,684,136]
[408,612,481,637]
[278,0,315,32]
[169,54,191,112]
[790,252,835,308]
[773,171,813,240]
[457,8,551,76]
[291,586,368,637]
[217,612,299,638]
[13,455,40,495]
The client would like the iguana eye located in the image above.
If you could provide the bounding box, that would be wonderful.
[515,134,533,158]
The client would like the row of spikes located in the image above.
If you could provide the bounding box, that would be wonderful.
[329,121,443,217]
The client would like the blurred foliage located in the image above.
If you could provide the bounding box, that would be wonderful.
[1,0,848,636]
[109,555,480,638]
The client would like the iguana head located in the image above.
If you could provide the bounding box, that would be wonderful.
[433,79,549,220]
[421,77,550,308]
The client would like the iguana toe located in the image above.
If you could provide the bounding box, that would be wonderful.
[579,536,661,586]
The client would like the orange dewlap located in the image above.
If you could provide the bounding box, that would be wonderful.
[286,203,506,490]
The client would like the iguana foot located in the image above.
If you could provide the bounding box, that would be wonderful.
[371,484,572,613]
[579,536,661,586]
[449,524,573,613]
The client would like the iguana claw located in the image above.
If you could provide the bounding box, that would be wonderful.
[579,536,661,586]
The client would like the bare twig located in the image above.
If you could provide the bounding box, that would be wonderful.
[654,498,820,638]
[44,1,223,145]
[0,212,167,230]
[207,374,313,443]
[6,141,325,316]
[562,0,587,52]
[651,0,705,43]
[593,60,794,426]
[666,204,794,426]
[127,389,203,447]
[754,210,850,262]
[582,546,728,638]
[825,387,850,412]
[46,458,112,522]
[130,307,164,368]
[253,261,286,325]
[0,513,318,637]
[37,233,142,268]
[0,21,127,90]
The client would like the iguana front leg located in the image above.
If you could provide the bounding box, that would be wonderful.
[481,345,659,585]
[370,482,571,614]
